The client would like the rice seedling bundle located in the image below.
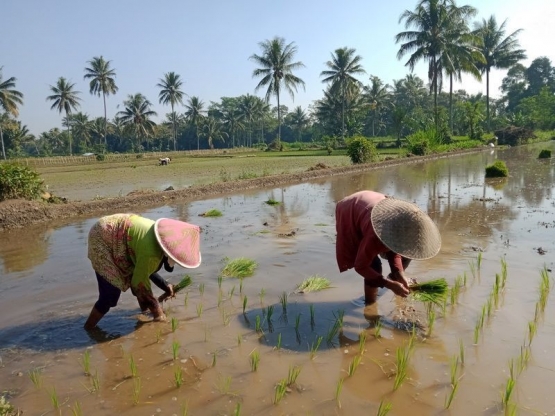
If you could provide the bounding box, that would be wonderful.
[409,278,448,305]
[295,275,332,293]
[174,275,193,293]
[200,208,222,217]
[220,257,258,279]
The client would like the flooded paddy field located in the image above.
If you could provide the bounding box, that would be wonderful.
[0,142,554,415]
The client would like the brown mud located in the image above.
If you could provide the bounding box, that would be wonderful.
[0,148,486,231]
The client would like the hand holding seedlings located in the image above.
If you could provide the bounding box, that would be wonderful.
[335,191,441,306]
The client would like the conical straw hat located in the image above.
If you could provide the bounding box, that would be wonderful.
[370,197,441,260]
[154,218,202,268]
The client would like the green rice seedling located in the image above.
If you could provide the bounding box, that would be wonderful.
[156,328,162,343]
[229,285,236,298]
[48,387,60,413]
[477,252,483,269]
[255,315,262,333]
[486,296,493,318]
[249,349,260,371]
[171,317,179,332]
[132,377,141,404]
[449,356,459,386]
[376,400,392,416]
[222,309,231,326]
[473,321,481,345]
[326,320,341,345]
[233,402,241,416]
[347,355,362,377]
[217,274,223,289]
[237,334,242,346]
[196,303,203,318]
[374,318,383,338]
[217,376,232,396]
[129,353,138,378]
[295,275,331,293]
[265,198,280,206]
[468,260,476,279]
[528,321,537,345]
[393,346,411,390]
[273,379,288,404]
[80,349,91,375]
[239,279,244,294]
[359,331,367,355]
[220,257,258,279]
[204,324,210,342]
[444,380,459,409]
[427,308,436,336]
[183,291,189,307]
[242,295,248,314]
[409,278,448,305]
[174,366,184,388]
[181,401,189,416]
[501,257,508,288]
[91,369,100,392]
[173,275,193,293]
[29,368,42,389]
[309,304,315,327]
[259,288,266,303]
[479,305,487,329]
[501,376,516,409]
[310,336,323,359]
[459,339,465,365]
[201,208,222,217]
[463,271,467,286]
[212,351,217,368]
[335,377,344,408]
[279,292,288,314]
[267,305,274,323]
[518,345,531,374]
[286,365,302,386]
[295,313,301,332]
[217,289,224,307]
[449,287,457,306]
[172,341,180,361]
[71,401,83,416]
[540,264,550,292]
[276,333,282,350]
[199,283,205,297]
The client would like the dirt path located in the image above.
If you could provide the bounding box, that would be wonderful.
[0,149,487,231]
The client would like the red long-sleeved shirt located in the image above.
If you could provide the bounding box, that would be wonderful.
[335,191,404,286]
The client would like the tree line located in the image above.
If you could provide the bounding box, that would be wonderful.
[1,0,554,160]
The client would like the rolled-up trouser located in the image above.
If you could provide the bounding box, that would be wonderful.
[94,272,121,314]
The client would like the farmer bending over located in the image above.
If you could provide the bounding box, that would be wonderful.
[335,191,441,305]
[84,214,201,330]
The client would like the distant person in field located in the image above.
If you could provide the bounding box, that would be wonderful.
[335,191,441,305]
[159,157,171,165]
[84,214,201,330]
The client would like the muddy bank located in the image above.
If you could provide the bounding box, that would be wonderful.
[0,148,487,231]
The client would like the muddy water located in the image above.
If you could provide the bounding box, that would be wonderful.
[1,142,554,415]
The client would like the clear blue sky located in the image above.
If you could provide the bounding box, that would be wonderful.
[2,0,553,136]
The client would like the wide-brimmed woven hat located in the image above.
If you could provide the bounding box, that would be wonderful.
[370,197,441,260]
[154,218,201,268]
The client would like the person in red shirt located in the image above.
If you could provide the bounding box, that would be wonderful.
[335,191,441,304]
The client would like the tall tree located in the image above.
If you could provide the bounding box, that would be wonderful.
[47,77,81,155]
[201,117,227,149]
[184,96,205,150]
[83,56,118,146]
[0,68,24,160]
[250,36,305,144]
[364,76,391,136]
[287,106,309,142]
[116,93,157,151]
[157,72,185,151]
[473,16,526,130]
[320,47,366,141]
[239,94,258,147]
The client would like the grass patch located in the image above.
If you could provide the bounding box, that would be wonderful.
[409,278,448,305]
[200,208,223,217]
[265,198,280,206]
[295,275,332,293]
[220,257,258,279]
[485,160,509,178]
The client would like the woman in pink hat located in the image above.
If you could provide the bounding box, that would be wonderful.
[84,214,201,330]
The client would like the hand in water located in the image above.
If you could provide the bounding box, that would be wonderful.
[385,279,410,297]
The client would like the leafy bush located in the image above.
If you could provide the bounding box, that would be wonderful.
[96,153,106,161]
[538,149,552,159]
[485,160,509,178]
[0,163,43,201]
[405,129,444,155]
[346,136,377,164]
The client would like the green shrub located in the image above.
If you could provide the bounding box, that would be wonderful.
[0,163,43,201]
[96,153,106,161]
[346,136,377,164]
[485,160,509,178]
[538,149,552,159]
[405,129,443,155]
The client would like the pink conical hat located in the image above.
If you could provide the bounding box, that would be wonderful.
[154,218,201,268]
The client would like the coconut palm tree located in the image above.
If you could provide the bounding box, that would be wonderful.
[320,47,366,141]
[364,76,392,136]
[201,117,227,149]
[47,77,81,155]
[116,93,157,151]
[83,56,118,145]
[221,108,244,148]
[0,68,24,160]
[250,36,305,143]
[184,96,205,150]
[70,112,92,150]
[287,106,309,142]
[473,16,526,130]
[157,72,185,151]
[239,94,258,147]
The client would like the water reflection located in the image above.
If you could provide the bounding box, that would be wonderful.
[0,225,53,274]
